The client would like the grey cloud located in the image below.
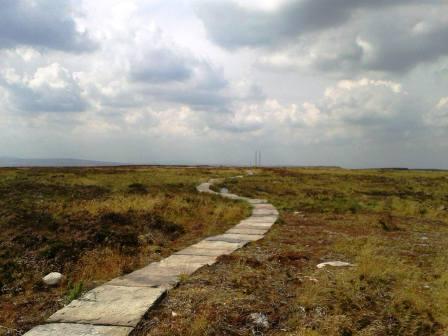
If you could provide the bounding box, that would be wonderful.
[207,117,262,133]
[141,86,231,112]
[0,0,96,52]
[197,0,448,75]
[360,17,448,73]
[128,48,232,110]
[306,10,448,75]
[10,85,88,113]
[425,97,448,128]
[195,0,416,49]
[130,48,193,83]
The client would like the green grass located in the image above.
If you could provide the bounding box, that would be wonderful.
[66,281,84,303]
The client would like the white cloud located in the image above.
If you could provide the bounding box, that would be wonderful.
[436,97,448,109]
[292,79,406,128]
[0,62,87,113]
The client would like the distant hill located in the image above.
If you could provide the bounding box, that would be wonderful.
[0,157,124,167]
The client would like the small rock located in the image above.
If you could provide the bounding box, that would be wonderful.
[249,313,269,329]
[171,311,178,317]
[42,272,63,286]
[317,261,353,269]
[420,236,429,240]
[438,205,446,211]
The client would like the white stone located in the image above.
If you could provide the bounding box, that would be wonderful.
[249,313,269,329]
[42,272,63,286]
[316,261,354,269]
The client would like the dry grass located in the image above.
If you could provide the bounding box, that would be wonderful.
[134,168,448,336]
[0,166,250,335]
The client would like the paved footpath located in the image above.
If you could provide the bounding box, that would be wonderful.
[25,177,278,336]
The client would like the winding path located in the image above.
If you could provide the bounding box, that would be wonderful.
[24,177,278,336]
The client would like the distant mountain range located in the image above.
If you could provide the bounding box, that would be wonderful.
[0,157,125,167]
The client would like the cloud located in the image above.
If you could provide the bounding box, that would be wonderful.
[130,48,193,83]
[208,79,416,143]
[1,0,447,168]
[195,0,416,49]
[198,1,448,75]
[0,0,96,52]
[285,78,421,142]
[0,63,88,113]
[425,97,448,128]
[73,20,234,112]
[281,6,448,75]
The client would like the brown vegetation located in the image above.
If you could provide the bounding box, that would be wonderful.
[0,167,250,335]
[134,168,448,336]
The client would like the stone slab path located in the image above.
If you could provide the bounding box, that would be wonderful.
[24,177,277,336]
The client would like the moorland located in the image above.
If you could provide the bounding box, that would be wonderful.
[136,168,448,336]
[2,166,448,336]
[0,166,249,335]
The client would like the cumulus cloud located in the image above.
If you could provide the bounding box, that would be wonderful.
[0,0,96,52]
[195,78,413,141]
[285,79,416,141]
[67,16,234,113]
[0,63,88,113]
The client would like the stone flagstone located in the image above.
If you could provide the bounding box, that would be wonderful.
[227,228,268,235]
[48,285,165,327]
[234,223,273,230]
[243,216,277,222]
[253,209,276,214]
[253,204,276,209]
[159,254,217,267]
[207,233,264,243]
[107,263,182,288]
[241,223,273,228]
[24,324,132,336]
[193,240,246,250]
[175,246,234,257]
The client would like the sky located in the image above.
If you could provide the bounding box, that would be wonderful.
[0,0,448,168]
